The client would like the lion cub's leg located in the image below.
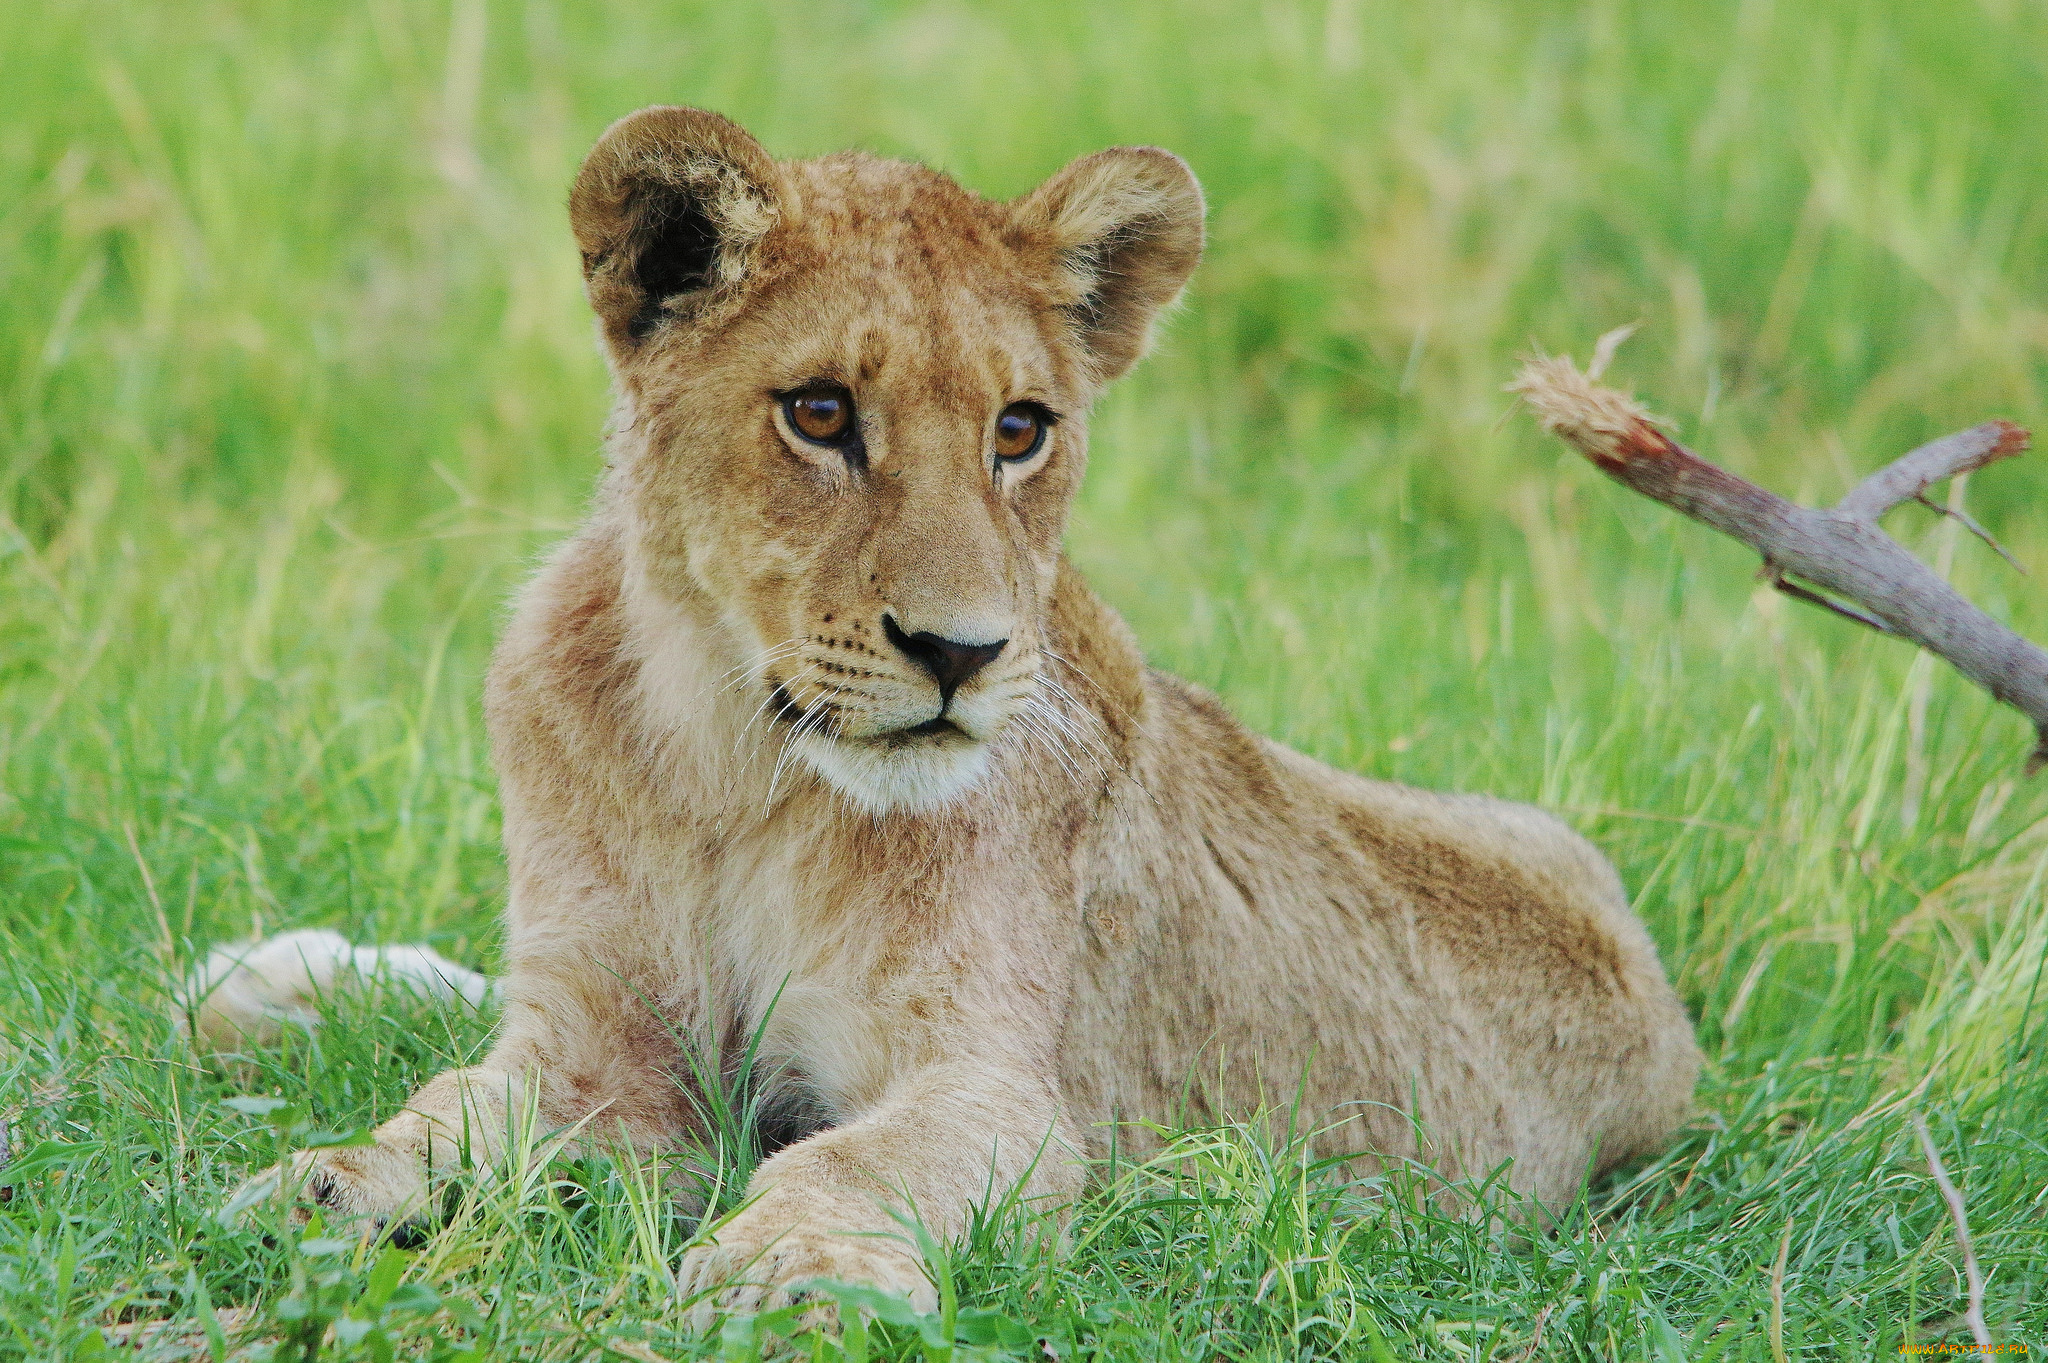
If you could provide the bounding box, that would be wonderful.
[677,1016,1086,1323]
[250,961,695,1229]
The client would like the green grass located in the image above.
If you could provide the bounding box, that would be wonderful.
[5,0,2048,1356]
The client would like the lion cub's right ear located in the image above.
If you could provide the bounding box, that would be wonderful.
[569,106,784,349]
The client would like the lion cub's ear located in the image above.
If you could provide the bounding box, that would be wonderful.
[569,106,784,349]
[1009,147,1205,384]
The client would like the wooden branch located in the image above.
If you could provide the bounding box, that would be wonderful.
[1838,425,2024,520]
[1508,351,2047,773]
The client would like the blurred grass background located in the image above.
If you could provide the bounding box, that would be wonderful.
[4,0,2048,1356]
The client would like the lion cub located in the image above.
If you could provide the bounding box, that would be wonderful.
[240,107,1698,1318]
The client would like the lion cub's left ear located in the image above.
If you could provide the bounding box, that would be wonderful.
[1008,147,1205,384]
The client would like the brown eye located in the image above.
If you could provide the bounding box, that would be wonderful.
[994,403,1050,462]
[785,387,855,444]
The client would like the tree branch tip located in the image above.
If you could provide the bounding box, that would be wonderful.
[1507,355,1667,466]
[1990,419,2032,458]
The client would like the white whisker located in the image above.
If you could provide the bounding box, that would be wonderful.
[718,638,810,695]
[1016,697,1094,789]
[732,660,818,767]
[1007,707,1066,777]
[1040,646,1137,727]
[1028,680,1118,777]
[762,692,836,816]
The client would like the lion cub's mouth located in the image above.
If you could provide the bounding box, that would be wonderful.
[857,713,972,748]
[767,684,970,747]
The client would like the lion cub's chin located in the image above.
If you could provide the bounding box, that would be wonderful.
[794,726,994,817]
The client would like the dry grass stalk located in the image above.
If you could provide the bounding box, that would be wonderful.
[1768,1218,1791,1363]
[1503,1303,1552,1363]
[1509,342,2046,771]
[1912,1113,1992,1349]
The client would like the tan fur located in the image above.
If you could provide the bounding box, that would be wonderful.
[177,930,490,1052]
[246,107,1699,1319]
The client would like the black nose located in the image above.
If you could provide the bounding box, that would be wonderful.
[883,615,1007,704]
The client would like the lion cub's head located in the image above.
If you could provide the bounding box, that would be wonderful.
[569,107,1202,814]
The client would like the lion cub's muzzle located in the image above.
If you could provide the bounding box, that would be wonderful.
[759,608,1032,747]
[760,610,1039,813]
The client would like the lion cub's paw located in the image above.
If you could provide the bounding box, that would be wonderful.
[677,1215,935,1332]
[227,1143,433,1231]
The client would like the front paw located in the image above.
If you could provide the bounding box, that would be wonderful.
[227,1143,432,1230]
[677,1208,934,1330]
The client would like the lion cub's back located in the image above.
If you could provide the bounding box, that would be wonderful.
[1268,740,1646,996]
[1263,738,1700,1181]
